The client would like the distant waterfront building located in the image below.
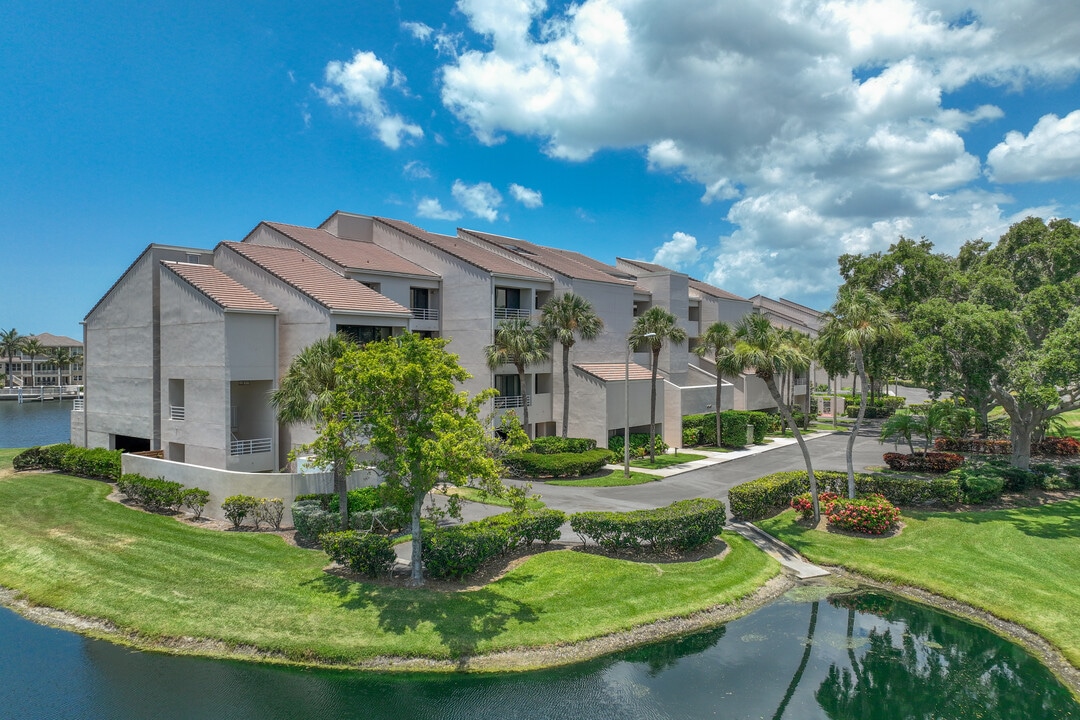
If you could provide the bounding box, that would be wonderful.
[72,211,828,472]
[2,333,84,388]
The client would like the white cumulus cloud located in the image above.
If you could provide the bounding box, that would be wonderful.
[452,180,503,221]
[652,231,702,270]
[987,110,1080,183]
[509,183,543,208]
[318,50,423,149]
[417,197,462,221]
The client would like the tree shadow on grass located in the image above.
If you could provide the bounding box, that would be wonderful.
[301,572,541,667]
[935,501,1080,539]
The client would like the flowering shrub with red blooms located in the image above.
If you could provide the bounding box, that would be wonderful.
[1034,436,1080,456]
[935,437,1012,455]
[826,494,901,535]
[883,451,964,473]
[790,491,839,520]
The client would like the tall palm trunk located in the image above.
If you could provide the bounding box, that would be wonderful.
[765,373,819,522]
[649,348,660,463]
[561,344,571,438]
[714,372,723,448]
[516,362,531,437]
[847,350,869,499]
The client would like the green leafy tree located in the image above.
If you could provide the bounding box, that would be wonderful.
[320,333,500,586]
[485,318,550,438]
[539,293,604,438]
[879,410,920,454]
[629,307,687,462]
[821,287,899,498]
[21,338,44,389]
[1,328,25,388]
[270,334,357,528]
[733,313,821,522]
[694,321,739,447]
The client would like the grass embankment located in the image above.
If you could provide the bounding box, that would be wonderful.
[759,503,1080,667]
[1052,409,1080,440]
[547,470,660,487]
[440,486,546,510]
[0,470,778,668]
[629,452,706,470]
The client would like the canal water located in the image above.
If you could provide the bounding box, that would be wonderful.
[1,589,1076,719]
[0,398,72,448]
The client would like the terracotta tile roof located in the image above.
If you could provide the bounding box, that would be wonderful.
[552,249,640,282]
[162,261,277,313]
[575,362,653,382]
[688,278,748,302]
[461,229,634,285]
[28,333,83,347]
[263,222,438,277]
[617,258,672,274]
[375,217,549,280]
[222,242,411,316]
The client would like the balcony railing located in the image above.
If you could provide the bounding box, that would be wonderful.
[494,307,532,320]
[411,307,439,321]
[230,437,272,456]
[73,398,85,412]
[493,394,531,409]
[169,405,185,421]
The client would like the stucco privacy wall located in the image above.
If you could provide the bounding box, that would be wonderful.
[122,454,379,527]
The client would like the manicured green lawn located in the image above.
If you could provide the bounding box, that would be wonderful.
[759,503,1080,667]
[629,452,706,469]
[547,470,660,487]
[0,471,778,667]
[1051,409,1080,440]
[442,486,545,510]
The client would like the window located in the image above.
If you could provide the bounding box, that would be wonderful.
[411,287,429,309]
[186,254,201,264]
[495,287,521,310]
[360,281,381,293]
[495,374,521,397]
[337,324,394,345]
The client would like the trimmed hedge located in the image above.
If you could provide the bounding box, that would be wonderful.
[569,498,725,552]
[934,437,1012,454]
[421,523,511,580]
[320,531,396,578]
[826,494,901,535]
[505,448,613,478]
[292,499,343,542]
[529,437,597,454]
[222,494,259,529]
[607,433,668,457]
[728,470,960,520]
[485,509,567,548]
[1035,437,1080,456]
[116,473,184,511]
[843,395,906,419]
[882,452,964,473]
[13,444,121,480]
[681,411,772,447]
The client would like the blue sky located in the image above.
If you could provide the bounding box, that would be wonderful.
[4,0,1080,339]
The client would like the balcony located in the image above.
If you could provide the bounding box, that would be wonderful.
[494,307,532,320]
[230,437,272,456]
[169,405,186,421]
[73,398,85,412]
[411,307,439,321]
[493,394,531,409]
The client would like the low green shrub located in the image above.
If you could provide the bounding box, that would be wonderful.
[607,433,668,457]
[320,531,396,578]
[1035,437,1080,456]
[682,427,701,446]
[116,473,186,512]
[349,506,406,534]
[38,446,122,480]
[505,448,612,478]
[484,509,567,548]
[790,491,840,521]
[1063,466,1080,489]
[882,452,964,473]
[529,437,597,454]
[221,494,259,529]
[180,488,210,519]
[956,472,1005,504]
[729,471,820,520]
[843,395,906,419]
[254,498,285,531]
[12,444,76,471]
[292,499,342,542]
[421,523,512,580]
[569,498,725,552]
[826,494,900,535]
[681,411,772,447]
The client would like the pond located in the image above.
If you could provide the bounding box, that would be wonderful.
[2,588,1076,719]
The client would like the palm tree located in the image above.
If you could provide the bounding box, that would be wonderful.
[270,334,357,528]
[540,293,604,438]
[879,410,919,454]
[630,307,687,463]
[733,313,821,522]
[1,328,26,388]
[21,338,44,392]
[695,321,739,446]
[47,346,73,393]
[485,318,550,438]
[821,287,898,498]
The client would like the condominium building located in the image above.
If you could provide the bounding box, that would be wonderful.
[1,333,84,389]
[72,211,824,473]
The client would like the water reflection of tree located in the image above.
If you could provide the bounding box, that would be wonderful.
[771,601,819,720]
[816,593,1077,719]
[620,625,726,676]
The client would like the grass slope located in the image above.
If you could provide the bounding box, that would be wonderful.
[0,472,778,666]
[759,504,1080,667]
[547,470,659,487]
[629,452,707,470]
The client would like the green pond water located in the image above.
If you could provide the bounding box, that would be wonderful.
[2,588,1076,719]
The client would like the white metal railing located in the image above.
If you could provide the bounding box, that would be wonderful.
[494,307,531,320]
[411,307,439,321]
[230,437,272,456]
[493,394,531,409]
[170,405,185,420]
[73,398,85,411]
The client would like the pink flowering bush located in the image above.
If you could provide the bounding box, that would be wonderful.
[790,491,839,521]
[826,494,900,535]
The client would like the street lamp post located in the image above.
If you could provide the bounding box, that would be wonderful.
[625,332,655,478]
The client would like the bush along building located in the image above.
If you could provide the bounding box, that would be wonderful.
[73,210,831,475]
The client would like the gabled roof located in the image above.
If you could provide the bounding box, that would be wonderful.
[221,242,410,316]
[616,258,672,274]
[28,333,82,347]
[84,243,213,322]
[574,362,653,382]
[162,261,277,313]
[262,222,438,278]
[375,217,549,280]
[461,229,634,286]
[552,249,646,287]
[688,278,748,302]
